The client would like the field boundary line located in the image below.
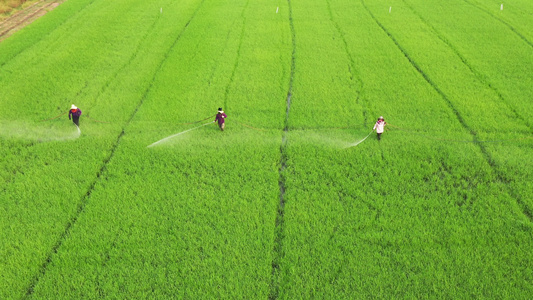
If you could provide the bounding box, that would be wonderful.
[0,0,53,42]
[325,0,367,126]
[360,0,533,223]
[0,0,44,23]
[401,0,533,132]
[270,0,295,299]
[0,0,97,68]
[23,0,207,296]
[461,0,532,48]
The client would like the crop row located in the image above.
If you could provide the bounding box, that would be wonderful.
[277,0,532,298]
[0,0,208,297]
[0,0,531,298]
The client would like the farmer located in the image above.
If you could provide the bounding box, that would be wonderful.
[214,108,227,131]
[69,104,82,127]
[373,116,386,141]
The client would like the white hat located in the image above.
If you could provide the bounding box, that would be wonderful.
[71,104,77,110]
[379,116,384,120]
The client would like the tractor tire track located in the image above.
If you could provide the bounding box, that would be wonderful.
[401,0,533,132]
[0,0,97,68]
[461,0,532,48]
[23,1,207,296]
[206,0,249,89]
[222,0,250,111]
[325,0,367,126]
[360,0,532,223]
[89,0,173,110]
[270,1,295,299]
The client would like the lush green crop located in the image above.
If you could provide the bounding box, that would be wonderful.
[0,0,531,298]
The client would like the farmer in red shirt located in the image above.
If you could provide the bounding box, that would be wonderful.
[214,108,227,131]
[69,104,82,127]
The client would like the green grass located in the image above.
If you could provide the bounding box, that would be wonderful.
[0,0,531,298]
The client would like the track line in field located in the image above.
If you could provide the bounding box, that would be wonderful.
[0,0,98,69]
[270,1,296,299]
[23,127,123,298]
[461,0,532,48]
[400,0,533,132]
[112,0,207,128]
[23,1,208,296]
[222,0,250,111]
[88,0,173,110]
[361,0,533,223]
[324,0,367,126]
[205,1,249,88]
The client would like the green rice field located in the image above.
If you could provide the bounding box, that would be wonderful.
[1,0,532,298]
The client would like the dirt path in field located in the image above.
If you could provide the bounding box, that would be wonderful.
[0,0,67,42]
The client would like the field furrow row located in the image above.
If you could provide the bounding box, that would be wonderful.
[462,0,533,47]
[400,0,533,132]
[0,0,97,68]
[271,2,295,298]
[24,0,211,295]
[1,0,531,298]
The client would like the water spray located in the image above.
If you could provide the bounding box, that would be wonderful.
[345,131,373,148]
[147,122,212,148]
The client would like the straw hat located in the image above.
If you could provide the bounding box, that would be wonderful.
[378,116,384,120]
[71,104,77,110]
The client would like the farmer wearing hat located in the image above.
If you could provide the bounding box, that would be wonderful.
[373,116,386,141]
[69,104,82,127]
[214,108,227,131]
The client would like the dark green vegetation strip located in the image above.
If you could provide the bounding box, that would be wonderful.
[1,0,532,298]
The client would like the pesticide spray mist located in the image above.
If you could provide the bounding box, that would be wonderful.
[147,122,212,148]
[344,131,373,149]
[0,120,81,142]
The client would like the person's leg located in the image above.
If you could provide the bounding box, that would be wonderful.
[221,122,225,131]
[377,133,381,140]
[73,116,79,126]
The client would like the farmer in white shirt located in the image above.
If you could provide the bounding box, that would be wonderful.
[373,116,386,141]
